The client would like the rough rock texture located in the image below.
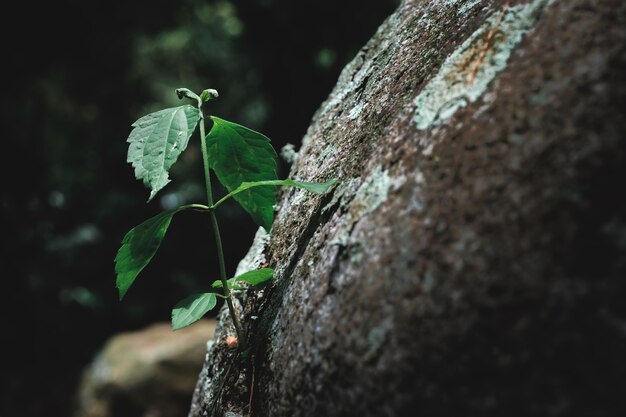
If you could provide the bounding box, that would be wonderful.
[190,0,626,416]
[74,320,216,417]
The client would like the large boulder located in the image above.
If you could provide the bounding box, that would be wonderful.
[189,0,626,416]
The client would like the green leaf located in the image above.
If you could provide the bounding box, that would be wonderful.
[171,293,217,330]
[127,105,201,201]
[211,268,274,290]
[211,277,236,289]
[115,209,178,300]
[175,88,200,103]
[212,179,338,209]
[234,268,274,286]
[200,89,219,103]
[205,116,278,230]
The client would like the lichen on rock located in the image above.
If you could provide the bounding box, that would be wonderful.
[235,226,270,276]
[189,0,626,415]
[413,0,557,130]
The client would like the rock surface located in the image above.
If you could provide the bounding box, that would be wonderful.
[74,320,216,417]
[190,0,626,416]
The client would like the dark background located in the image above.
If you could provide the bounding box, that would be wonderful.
[0,1,399,416]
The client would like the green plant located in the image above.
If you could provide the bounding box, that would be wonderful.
[114,88,335,350]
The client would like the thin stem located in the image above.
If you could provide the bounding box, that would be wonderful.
[180,203,210,211]
[198,106,245,347]
[198,110,213,204]
[210,208,244,342]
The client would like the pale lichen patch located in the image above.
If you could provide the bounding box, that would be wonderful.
[457,0,482,16]
[433,0,482,16]
[329,166,393,247]
[322,177,359,215]
[235,226,270,276]
[349,165,393,222]
[413,0,556,131]
[348,102,366,120]
[280,143,298,165]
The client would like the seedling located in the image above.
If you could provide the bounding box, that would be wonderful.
[114,88,335,350]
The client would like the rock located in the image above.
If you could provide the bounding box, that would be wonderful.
[74,320,216,417]
[190,0,626,416]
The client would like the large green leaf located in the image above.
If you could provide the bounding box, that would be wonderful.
[127,105,201,201]
[171,293,217,330]
[205,116,278,230]
[115,209,178,299]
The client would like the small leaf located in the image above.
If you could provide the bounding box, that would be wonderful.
[234,268,274,287]
[211,268,274,290]
[205,116,278,230]
[115,209,178,300]
[171,293,217,330]
[211,278,236,289]
[127,105,201,201]
[211,278,246,291]
[200,89,219,102]
[212,179,338,209]
[175,88,200,102]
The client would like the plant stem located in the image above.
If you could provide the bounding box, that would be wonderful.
[198,106,245,347]
[181,203,210,211]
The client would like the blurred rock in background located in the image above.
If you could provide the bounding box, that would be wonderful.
[74,320,216,417]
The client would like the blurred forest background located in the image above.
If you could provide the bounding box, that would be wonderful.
[1,0,399,415]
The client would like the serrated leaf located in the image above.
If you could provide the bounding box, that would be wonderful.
[127,105,201,201]
[234,268,274,286]
[115,209,178,300]
[171,293,217,330]
[205,116,278,230]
